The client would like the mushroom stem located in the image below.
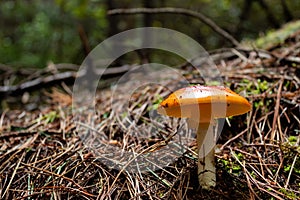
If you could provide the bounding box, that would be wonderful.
[189,120,216,189]
[197,122,216,189]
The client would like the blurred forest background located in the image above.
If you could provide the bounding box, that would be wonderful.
[1,1,300,199]
[1,0,300,68]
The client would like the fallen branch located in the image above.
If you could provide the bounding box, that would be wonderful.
[0,71,77,96]
[108,7,240,47]
[0,65,132,96]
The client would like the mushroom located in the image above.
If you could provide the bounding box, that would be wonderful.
[157,85,251,189]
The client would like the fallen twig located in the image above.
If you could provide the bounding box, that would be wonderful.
[0,65,133,96]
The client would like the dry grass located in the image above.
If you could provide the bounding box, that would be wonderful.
[0,32,300,199]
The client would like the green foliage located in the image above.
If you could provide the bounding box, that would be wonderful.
[288,136,298,145]
[2,0,300,68]
[241,78,269,95]
[281,137,300,175]
[149,94,163,111]
[278,188,298,200]
[0,0,106,67]
[240,78,272,109]
[219,152,244,175]
[37,111,60,124]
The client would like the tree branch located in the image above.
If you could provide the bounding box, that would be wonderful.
[0,64,132,96]
[108,7,240,47]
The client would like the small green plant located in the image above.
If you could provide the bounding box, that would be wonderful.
[148,94,163,111]
[219,152,244,175]
[240,78,272,110]
[240,78,269,94]
[37,111,60,124]
[288,136,298,145]
[279,188,298,200]
[281,138,300,175]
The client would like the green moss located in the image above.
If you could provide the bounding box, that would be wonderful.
[243,20,300,49]
[219,152,244,175]
[239,78,271,110]
[279,188,298,200]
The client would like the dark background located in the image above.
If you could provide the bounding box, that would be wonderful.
[1,0,300,68]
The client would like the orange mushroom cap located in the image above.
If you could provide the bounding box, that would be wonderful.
[157,85,251,123]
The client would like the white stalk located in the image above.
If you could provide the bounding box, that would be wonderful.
[188,120,216,189]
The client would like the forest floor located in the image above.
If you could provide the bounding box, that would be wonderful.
[0,23,300,199]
